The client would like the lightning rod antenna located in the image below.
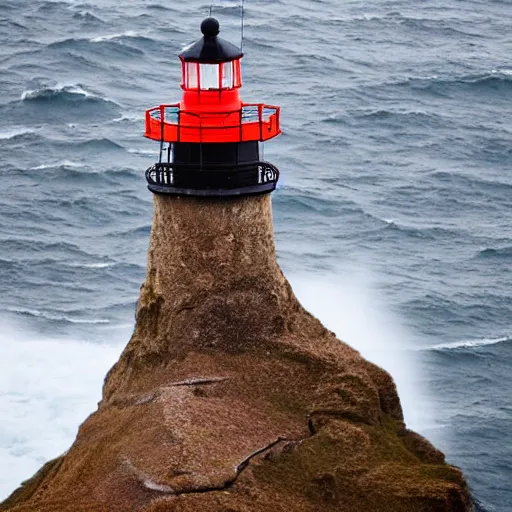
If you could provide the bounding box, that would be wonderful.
[240,0,245,51]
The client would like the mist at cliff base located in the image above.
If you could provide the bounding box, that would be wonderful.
[290,272,437,436]
[0,271,440,501]
[0,320,127,500]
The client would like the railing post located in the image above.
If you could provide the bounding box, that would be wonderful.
[177,109,181,143]
[199,114,203,171]
[239,108,243,142]
[159,105,165,163]
[258,104,263,141]
[145,109,151,136]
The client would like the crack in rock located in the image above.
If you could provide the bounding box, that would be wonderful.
[109,377,230,408]
[123,458,175,494]
[126,437,286,497]
[169,377,231,387]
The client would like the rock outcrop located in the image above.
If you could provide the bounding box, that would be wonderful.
[1,195,472,511]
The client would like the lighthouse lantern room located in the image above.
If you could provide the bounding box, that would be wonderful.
[144,17,281,197]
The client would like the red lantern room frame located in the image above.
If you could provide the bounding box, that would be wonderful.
[144,55,280,144]
[143,17,281,197]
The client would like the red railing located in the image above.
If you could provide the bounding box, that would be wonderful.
[144,103,281,143]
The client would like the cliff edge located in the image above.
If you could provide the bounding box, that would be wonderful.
[1,195,472,512]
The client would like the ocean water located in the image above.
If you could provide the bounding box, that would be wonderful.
[0,0,511,509]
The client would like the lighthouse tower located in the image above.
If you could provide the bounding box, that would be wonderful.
[144,17,281,196]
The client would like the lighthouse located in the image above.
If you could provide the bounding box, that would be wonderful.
[144,17,281,196]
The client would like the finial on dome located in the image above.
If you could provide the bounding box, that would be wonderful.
[201,17,220,37]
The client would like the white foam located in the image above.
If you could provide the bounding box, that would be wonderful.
[491,68,512,76]
[0,319,126,500]
[63,84,93,98]
[0,128,34,140]
[21,84,92,101]
[20,84,120,106]
[90,31,140,43]
[427,336,509,351]
[127,148,156,155]
[81,262,114,269]
[0,271,441,500]
[289,270,437,437]
[31,161,83,170]
[6,307,110,324]
[65,261,114,269]
[20,89,36,101]
[354,13,385,21]
[111,112,142,123]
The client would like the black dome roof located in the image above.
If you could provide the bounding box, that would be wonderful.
[180,18,243,63]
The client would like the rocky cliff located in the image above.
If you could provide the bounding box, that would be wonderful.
[1,194,472,511]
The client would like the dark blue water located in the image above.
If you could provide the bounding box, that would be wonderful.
[1,0,511,510]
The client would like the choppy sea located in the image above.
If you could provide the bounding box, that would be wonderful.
[0,0,511,510]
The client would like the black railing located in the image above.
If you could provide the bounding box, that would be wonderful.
[145,161,279,197]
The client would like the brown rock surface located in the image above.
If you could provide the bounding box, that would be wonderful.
[1,195,472,511]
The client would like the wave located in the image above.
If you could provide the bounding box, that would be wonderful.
[208,0,242,11]
[1,19,28,30]
[427,336,510,351]
[0,321,125,502]
[351,108,438,124]
[47,34,149,56]
[377,220,458,241]
[476,246,512,259]
[472,498,490,512]
[492,68,512,76]
[351,13,390,22]
[72,10,105,23]
[127,148,156,155]
[28,164,139,184]
[402,71,512,96]
[74,138,124,151]
[111,112,143,123]
[66,261,114,269]
[0,127,34,140]
[20,84,119,106]
[0,255,116,271]
[89,31,145,43]
[455,72,512,89]
[146,4,177,11]
[31,160,84,170]
[112,224,151,237]
[35,1,74,13]
[0,237,98,259]
[349,70,512,102]
[6,307,110,324]
[321,107,441,129]
[427,171,512,194]
[398,17,485,38]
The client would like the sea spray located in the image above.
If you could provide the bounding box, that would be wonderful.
[0,318,126,500]
[0,271,444,501]
[289,270,439,442]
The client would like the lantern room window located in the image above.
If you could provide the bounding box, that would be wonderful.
[222,62,232,88]
[182,59,242,91]
[200,64,219,90]
[185,62,198,89]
